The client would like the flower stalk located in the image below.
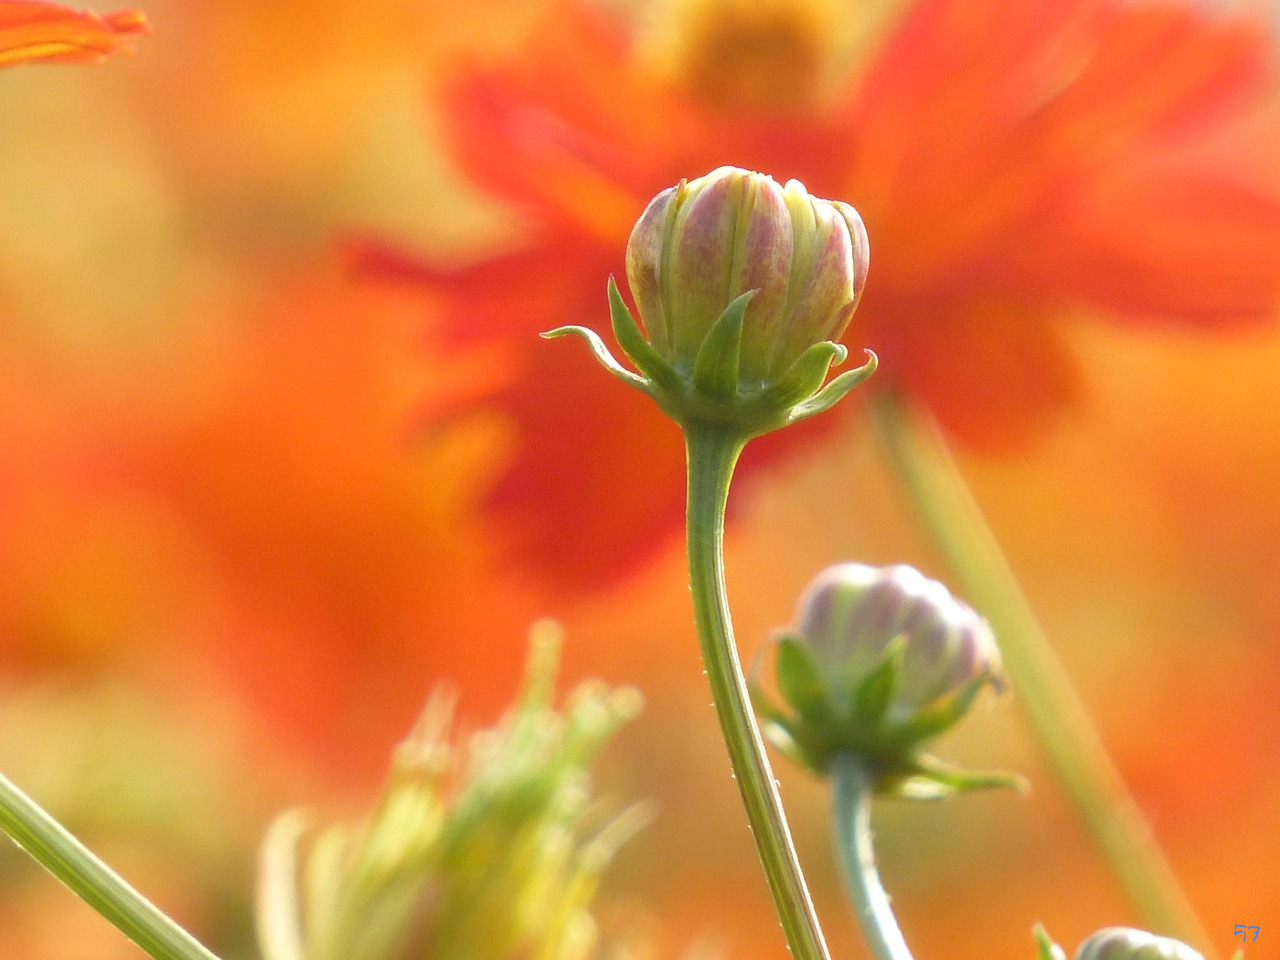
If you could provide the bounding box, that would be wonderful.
[868,390,1213,957]
[549,165,876,960]
[684,422,831,960]
[0,771,223,960]
[829,752,913,960]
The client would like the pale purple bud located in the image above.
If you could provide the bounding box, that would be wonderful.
[795,563,1001,720]
[1076,928,1204,960]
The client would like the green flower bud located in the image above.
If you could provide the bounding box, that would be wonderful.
[544,166,876,438]
[753,563,1020,797]
[1075,928,1204,960]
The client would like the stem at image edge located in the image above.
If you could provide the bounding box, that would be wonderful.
[830,753,913,960]
[869,392,1215,959]
[0,772,223,960]
[684,423,831,960]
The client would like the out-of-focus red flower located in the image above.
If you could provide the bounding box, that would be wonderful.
[364,0,1280,589]
[0,2,149,67]
[0,260,548,777]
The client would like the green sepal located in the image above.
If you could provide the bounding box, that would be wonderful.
[773,635,830,723]
[759,340,847,410]
[756,714,812,772]
[692,290,754,403]
[883,672,992,752]
[541,325,653,396]
[747,644,794,729]
[750,643,827,773]
[850,637,905,730]
[605,277,683,395]
[1034,925,1067,960]
[882,752,1028,800]
[784,350,878,425]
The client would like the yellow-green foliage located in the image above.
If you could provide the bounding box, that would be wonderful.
[257,621,646,960]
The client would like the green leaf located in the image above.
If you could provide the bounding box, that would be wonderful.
[542,324,653,395]
[773,636,829,722]
[851,636,905,730]
[691,291,754,403]
[784,349,878,425]
[758,340,846,409]
[900,753,1029,798]
[605,277,682,394]
[889,673,991,748]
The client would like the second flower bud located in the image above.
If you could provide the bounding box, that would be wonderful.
[754,562,1017,797]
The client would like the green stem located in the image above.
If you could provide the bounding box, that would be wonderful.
[869,392,1214,957]
[684,422,830,960]
[830,753,913,960]
[0,772,223,960]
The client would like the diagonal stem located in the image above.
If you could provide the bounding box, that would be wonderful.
[684,421,831,960]
[0,772,223,960]
[869,391,1214,957]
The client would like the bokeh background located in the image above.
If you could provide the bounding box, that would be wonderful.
[1,0,1279,958]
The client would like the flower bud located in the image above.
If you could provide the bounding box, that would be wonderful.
[626,165,869,388]
[795,563,1002,722]
[545,166,875,439]
[1075,928,1204,960]
[753,562,1017,796]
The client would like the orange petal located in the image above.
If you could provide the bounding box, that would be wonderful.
[855,291,1085,452]
[0,2,150,67]
[1042,2,1275,145]
[1012,171,1280,324]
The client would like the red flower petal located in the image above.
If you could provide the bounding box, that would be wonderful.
[0,2,150,67]
[392,0,1280,586]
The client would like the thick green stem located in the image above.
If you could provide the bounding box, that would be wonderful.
[869,392,1214,957]
[0,772,223,960]
[830,753,913,960]
[684,422,830,960]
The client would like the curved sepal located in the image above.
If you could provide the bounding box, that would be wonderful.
[784,350,878,425]
[884,752,1028,799]
[692,290,754,403]
[759,340,847,410]
[884,672,995,751]
[542,325,654,396]
[606,277,683,394]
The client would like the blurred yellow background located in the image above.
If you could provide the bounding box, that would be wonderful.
[0,1,1278,959]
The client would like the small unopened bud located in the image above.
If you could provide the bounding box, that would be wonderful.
[796,563,1002,722]
[754,562,1018,796]
[627,166,869,388]
[1075,928,1204,960]
[544,166,876,438]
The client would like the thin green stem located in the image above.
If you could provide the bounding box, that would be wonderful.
[869,392,1214,957]
[0,772,223,960]
[829,753,913,960]
[684,422,830,960]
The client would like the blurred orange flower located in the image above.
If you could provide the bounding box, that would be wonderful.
[365,0,1280,588]
[0,2,149,67]
[0,260,546,776]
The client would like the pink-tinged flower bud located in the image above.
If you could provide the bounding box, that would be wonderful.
[544,166,875,438]
[1075,928,1204,960]
[795,563,1001,722]
[626,166,869,389]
